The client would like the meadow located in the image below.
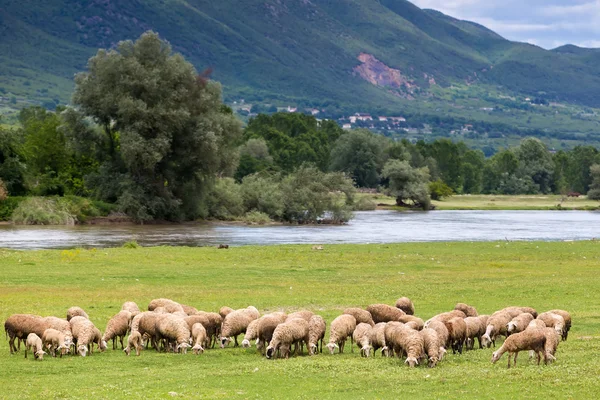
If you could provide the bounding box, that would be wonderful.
[1,242,600,399]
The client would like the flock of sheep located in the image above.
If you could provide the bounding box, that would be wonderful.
[4,297,572,368]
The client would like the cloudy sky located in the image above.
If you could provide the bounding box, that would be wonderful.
[408,0,600,49]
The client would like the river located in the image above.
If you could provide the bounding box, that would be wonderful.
[0,210,599,250]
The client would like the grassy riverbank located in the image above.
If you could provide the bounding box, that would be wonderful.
[366,193,600,210]
[1,242,600,399]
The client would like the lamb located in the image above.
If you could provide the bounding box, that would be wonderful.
[25,333,46,360]
[148,298,185,314]
[191,323,208,354]
[4,314,44,353]
[395,297,415,315]
[155,314,192,353]
[326,314,357,354]
[122,301,141,316]
[366,304,405,323]
[220,307,260,348]
[343,308,375,326]
[425,320,449,358]
[444,317,467,354]
[241,319,260,348]
[266,318,309,359]
[455,303,478,317]
[124,331,143,356]
[482,311,512,348]
[308,315,326,355]
[181,304,199,316]
[386,322,424,367]
[103,310,133,350]
[219,306,234,319]
[548,309,572,341]
[286,310,314,322]
[42,328,69,358]
[256,313,288,355]
[66,307,89,321]
[368,323,389,357]
[537,312,565,337]
[70,316,98,357]
[507,313,534,336]
[491,329,546,368]
[352,323,373,357]
[420,328,442,367]
[464,316,484,350]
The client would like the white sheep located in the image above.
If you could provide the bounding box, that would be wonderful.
[257,313,288,355]
[308,315,326,355]
[352,323,373,357]
[454,303,478,317]
[155,314,191,353]
[386,322,424,367]
[548,309,571,341]
[482,311,512,348]
[537,312,565,337]
[66,307,89,321]
[326,314,357,354]
[241,319,260,348]
[367,304,405,323]
[122,301,141,316]
[124,331,143,356]
[266,318,309,359]
[42,328,69,358]
[420,328,442,367]
[368,323,389,357]
[220,307,260,348]
[25,333,46,360]
[148,298,184,314]
[464,316,484,350]
[69,316,97,357]
[191,323,208,355]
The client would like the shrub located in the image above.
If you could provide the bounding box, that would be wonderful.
[122,240,141,249]
[429,179,454,200]
[352,196,377,211]
[11,197,76,225]
[206,178,245,220]
[240,173,284,218]
[0,196,25,221]
[243,211,272,225]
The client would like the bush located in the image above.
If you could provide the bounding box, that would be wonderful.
[240,173,284,218]
[0,196,25,221]
[429,179,454,200]
[352,196,377,211]
[242,210,272,225]
[206,178,245,220]
[11,197,76,225]
[122,240,140,249]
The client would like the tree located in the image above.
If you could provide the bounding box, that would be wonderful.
[382,159,431,210]
[0,123,26,196]
[515,137,554,194]
[461,150,485,194]
[588,164,600,200]
[329,129,388,187]
[69,31,242,221]
[234,138,275,181]
[429,179,453,200]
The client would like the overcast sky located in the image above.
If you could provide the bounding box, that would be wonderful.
[408,0,600,49]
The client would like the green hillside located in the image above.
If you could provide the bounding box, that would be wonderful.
[1,0,600,140]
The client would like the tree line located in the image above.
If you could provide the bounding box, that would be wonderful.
[1,32,600,223]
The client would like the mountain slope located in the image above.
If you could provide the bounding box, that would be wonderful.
[1,0,600,112]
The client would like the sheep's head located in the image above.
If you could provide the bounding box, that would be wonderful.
[35,350,47,360]
[279,344,291,359]
[266,346,275,359]
[428,356,438,368]
[554,325,563,336]
[481,334,492,348]
[360,345,372,357]
[59,343,69,356]
[491,351,501,363]
[405,356,419,367]
[192,344,204,355]
[176,343,191,354]
[64,335,73,347]
[309,343,318,355]
[99,340,108,352]
[220,337,231,348]
[77,345,88,357]
[381,346,389,357]
[124,346,131,356]
[507,322,515,333]
[241,339,251,348]
[326,342,338,355]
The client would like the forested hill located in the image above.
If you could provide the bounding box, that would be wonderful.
[2,0,600,111]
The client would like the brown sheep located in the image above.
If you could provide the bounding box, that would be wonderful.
[343,308,375,326]
[326,314,357,354]
[395,297,415,315]
[548,309,571,341]
[308,315,326,355]
[367,304,406,323]
[444,317,467,354]
[507,313,534,336]
[482,311,512,348]
[420,328,442,367]
[492,329,546,368]
[454,303,478,317]
[464,316,484,350]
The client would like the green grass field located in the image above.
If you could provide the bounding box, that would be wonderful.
[1,242,600,399]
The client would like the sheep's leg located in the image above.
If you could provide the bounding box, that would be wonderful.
[24,345,28,359]
[513,351,519,366]
[9,336,16,354]
[234,336,239,347]
[350,336,354,353]
[536,351,541,365]
[120,336,124,349]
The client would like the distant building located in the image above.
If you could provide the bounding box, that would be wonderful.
[378,116,388,122]
[354,113,373,122]
[306,108,320,115]
[287,106,298,113]
[342,123,352,130]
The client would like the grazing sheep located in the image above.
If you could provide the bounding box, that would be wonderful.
[548,309,572,341]
[387,322,424,367]
[424,320,449,359]
[464,316,484,350]
[326,314,357,354]
[455,303,478,317]
[353,323,373,357]
[482,311,512,348]
[507,313,534,336]
[266,318,309,359]
[537,312,565,337]
[343,308,375,326]
[70,316,97,357]
[528,319,546,330]
[256,313,288,355]
[132,312,167,351]
[541,327,561,362]
[242,319,260,348]
[286,310,314,322]
[367,304,406,324]
[491,329,546,368]
[4,314,44,354]
[384,321,404,355]
[368,323,389,357]
[425,310,467,326]
[502,306,538,319]
[395,297,415,315]
[90,327,107,354]
[191,312,223,347]
[399,315,424,331]
[220,307,260,348]
[124,331,143,356]
[148,298,184,314]
[420,328,442,367]
[181,304,199,316]
[219,306,234,319]
[121,301,141,316]
[25,333,46,360]
[66,307,89,321]
[444,317,467,354]
[155,314,191,353]
[103,310,133,350]
[42,329,69,358]
[191,323,208,355]
[308,315,326,355]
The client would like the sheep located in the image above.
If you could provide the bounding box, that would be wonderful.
[4,314,43,354]
[541,327,561,362]
[181,304,199,316]
[368,323,389,357]
[326,314,357,354]
[90,327,108,354]
[353,323,373,357]
[70,316,97,357]
[548,309,572,341]
[220,307,259,348]
[482,311,512,348]
[308,315,326,355]
[491,329,546,368]
[286,310,314,322]
[103,310,132,350]
[464,316,484,350]
[399,315,424,331]
[367,304,406,323]
[343,308,375,326]
[528,319,546,330]
[155,314,191,353]
[266,318,309,359]
[444,317,467,354]
[420,328,442,367]
[455,303,478,317]
[122,301,141,316]
[386,322,424,367]
[191,323,208,355]
[242,319,260,348]
[66,307,89,321]
[25,333,46,360]
[507,313,534,336]
[124,331,143,356]
[501,306,538,319]
[395,297,415,315]
[148,298,184,314]
[219,306,234,319]
[423,320,448,359]
[42,328,69,358]
[256,313,288,355]
[384,321,405,356]
[425,310,467,326]
[537,312,565,337]
[185,313,222,348]
[131,312,167,351]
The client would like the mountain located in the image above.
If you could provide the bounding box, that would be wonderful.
[2,0,600,137]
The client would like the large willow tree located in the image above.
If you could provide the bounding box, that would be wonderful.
[68,31,241,221]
